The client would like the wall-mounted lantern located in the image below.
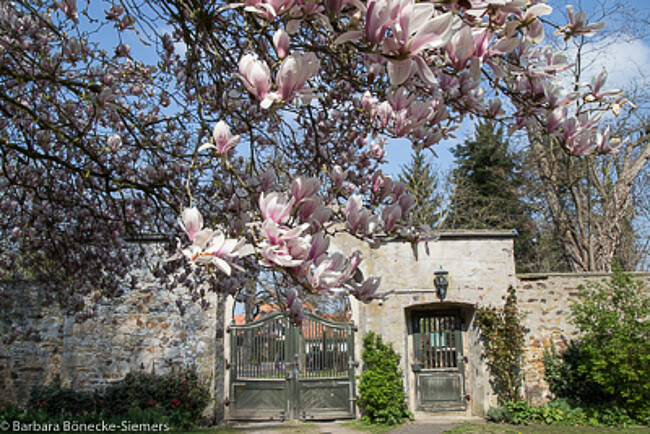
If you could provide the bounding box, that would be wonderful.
[433,266,449,301]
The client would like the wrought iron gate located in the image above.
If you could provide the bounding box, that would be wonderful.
[228,312,356,420]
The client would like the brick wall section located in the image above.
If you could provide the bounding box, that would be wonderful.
[515,272,650,405]
[0,267,226,422]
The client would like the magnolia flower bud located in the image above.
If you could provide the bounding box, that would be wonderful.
[273,29,290,59]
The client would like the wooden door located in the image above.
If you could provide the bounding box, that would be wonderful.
[412,311,466,411]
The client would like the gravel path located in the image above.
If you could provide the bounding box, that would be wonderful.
[230,420,462,433]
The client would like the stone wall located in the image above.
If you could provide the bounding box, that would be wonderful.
[3,233,649,422]
[515,272,650,405]
[0,265,226,422]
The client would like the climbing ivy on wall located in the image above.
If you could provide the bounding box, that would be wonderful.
[476,286,526,403]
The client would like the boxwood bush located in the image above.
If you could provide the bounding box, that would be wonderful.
[357,332,413,425]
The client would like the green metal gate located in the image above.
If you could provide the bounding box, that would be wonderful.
[228,312,356,420]
[412,310,466,411]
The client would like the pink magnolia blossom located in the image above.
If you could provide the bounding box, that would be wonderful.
[391,181,406,199]
[487,98,504,119]
[259,192,295,224]
[291,176,320,204]
[285,288,305,324]
[59,0,78,20]
[556,6,605,40]
[382,203,402,231]
[308,232,330,263]
[376,101,393,126]
[275,52,320,103]
[198,121,241,155]
[298,196,322,221]
[361,91,378,113]
[244,0,295,19]
[593,127,624,154]
[546,108,566,133]
[175,211,247,275]
[345,195,380,236]
[107,134,122,151]
[192,232,246,275]
[350,276,383,303]
[179,207,203,241]
[237,54,274,107]
[446,26,474,71]
[388,87,415,112]
[370,140,386,159]
[310,252,348,291]
[397,193,415,213]
[308,205,332,231]
[364,0,398,45]
[372,171,393,200]
[259,220,311,267]
[331,165,347,188]
[517,3,552,44]
[585,70,622,102]
[383,5,453,85]
[310,250,363,292]
[273,29,290,59]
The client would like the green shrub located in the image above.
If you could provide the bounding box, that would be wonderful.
[568,268,650,419]
[543,341,610,406]
[357,332,413,425]
[486,399,637,427]
[27,383,96,417]
[24,366,210,429]
[101,366,210,426]
[476,286,526,403]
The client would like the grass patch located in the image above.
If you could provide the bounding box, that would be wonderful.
[446,423,650,433]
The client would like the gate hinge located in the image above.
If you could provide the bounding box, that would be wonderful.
[225,360,230,369]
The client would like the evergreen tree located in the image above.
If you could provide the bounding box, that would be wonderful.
[446,121,536,272]
[398,150,444,228]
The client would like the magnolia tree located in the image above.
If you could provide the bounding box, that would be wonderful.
[0,0,631,323]
[169,0,631,322]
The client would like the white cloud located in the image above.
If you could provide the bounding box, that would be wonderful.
[564,34,650,92]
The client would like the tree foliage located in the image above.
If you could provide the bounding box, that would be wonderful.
[447,122,536,272]
[543,341,610,406]
[397,150,445,228]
